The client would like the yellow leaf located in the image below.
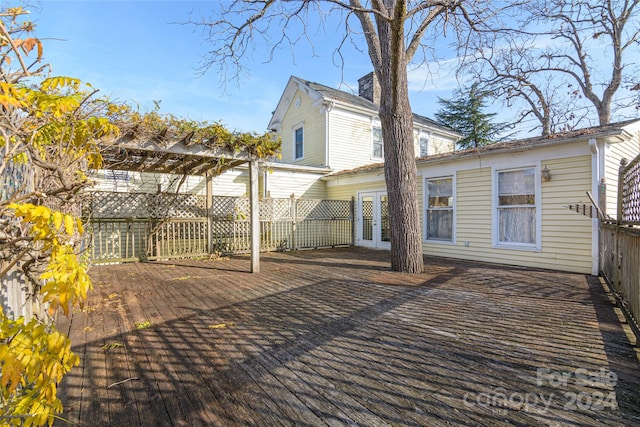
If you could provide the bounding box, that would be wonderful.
[207,322,234,329]
[64,214,74,236]
[135,321,152,330]
[52,212,63,231]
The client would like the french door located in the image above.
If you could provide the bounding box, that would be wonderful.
[357,191,391,249]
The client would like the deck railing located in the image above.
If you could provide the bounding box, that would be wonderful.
[600,222,640,333]
[599,154,640,337]
[85,192,353,263]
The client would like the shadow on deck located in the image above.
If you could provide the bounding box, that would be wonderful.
[56,248,640,426]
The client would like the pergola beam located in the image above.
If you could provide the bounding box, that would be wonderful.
[193,159,246,177]
[100,138,252,175]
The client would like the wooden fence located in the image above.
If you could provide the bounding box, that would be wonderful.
[1,161,40,319]
[85,192,353,264]
[600,154,640,337]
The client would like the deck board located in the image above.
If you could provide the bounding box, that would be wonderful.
[55,248,640,426]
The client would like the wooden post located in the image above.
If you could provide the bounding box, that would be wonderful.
[205,171,213,255]
[599,177,607,218]
[290,193,296,250]
[249,160,260,273]
[351,196,356,246]
[617,158,628,224]
[616,158,628,290]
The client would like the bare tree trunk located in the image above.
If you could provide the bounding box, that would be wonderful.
[376,0,423,273]
[597,102,612,126]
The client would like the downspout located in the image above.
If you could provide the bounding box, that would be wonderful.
[589,138,600,276]
[324,101,334,167]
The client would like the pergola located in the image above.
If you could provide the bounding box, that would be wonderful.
[99,135,263,272]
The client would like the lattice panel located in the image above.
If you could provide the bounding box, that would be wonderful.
[87,192,205,219]
[621,157,640,223]
[87,192,150,218]
[148,194,205,218]
[260,198,293,220]
[297,199,352,220]
[362,200,373,218]
[211,196,251,220]
[0,161,33,202]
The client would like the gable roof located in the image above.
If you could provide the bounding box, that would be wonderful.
[325,118,640,178]
[268,75,460,137]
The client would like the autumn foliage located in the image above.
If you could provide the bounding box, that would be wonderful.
[0,5,281,425]
[0,7,117,426]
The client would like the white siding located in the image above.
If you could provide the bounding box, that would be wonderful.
[424,134,456,155]
[211,169,248,196]
[328,109,378,171]
[604,133,640,218]
[91,170,206,194]
[265,170,328,199]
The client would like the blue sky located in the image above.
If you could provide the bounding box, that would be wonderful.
[28,1,460,134]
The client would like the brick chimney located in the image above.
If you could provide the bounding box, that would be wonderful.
[358,72,381,104]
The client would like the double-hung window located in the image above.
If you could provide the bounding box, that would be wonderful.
[419,134,429,157]
[294,126,304,160]
[372,126,383,159]
[425,177,454,242]
[496,167,538,247]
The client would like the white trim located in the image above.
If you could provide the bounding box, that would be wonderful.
[589,138,603,276]
[416,139,593,177]
[356,190,391,249]
[423,175,456,245]
[371,120,383,161]
[418,132,431,157]
[324,101,334,167]
[492,164,542,252]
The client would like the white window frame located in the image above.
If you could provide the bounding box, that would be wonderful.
[424,175,456,244]
[371,122,383,160]
[419,132,430,157]
[293,125,304,160]
[492,165,542,251]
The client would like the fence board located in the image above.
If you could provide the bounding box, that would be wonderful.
[600,152,640,337]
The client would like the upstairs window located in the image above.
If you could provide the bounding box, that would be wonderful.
[419,135,429,157]
[294,126,304,160]
[372,126,383,159]
[425,177,454,242]
[496,167,537,247]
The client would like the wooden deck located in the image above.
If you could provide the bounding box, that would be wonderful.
[56,248,640,426]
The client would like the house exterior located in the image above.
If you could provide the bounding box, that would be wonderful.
[324,119,640,275]
[268,73,461,170]
[90,73,640,276]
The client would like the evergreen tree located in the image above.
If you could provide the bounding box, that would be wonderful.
[436,83,507,149]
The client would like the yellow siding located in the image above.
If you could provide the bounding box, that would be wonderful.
[326,177,386,200]
[279,89,326,166]
[422,155,594,273]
